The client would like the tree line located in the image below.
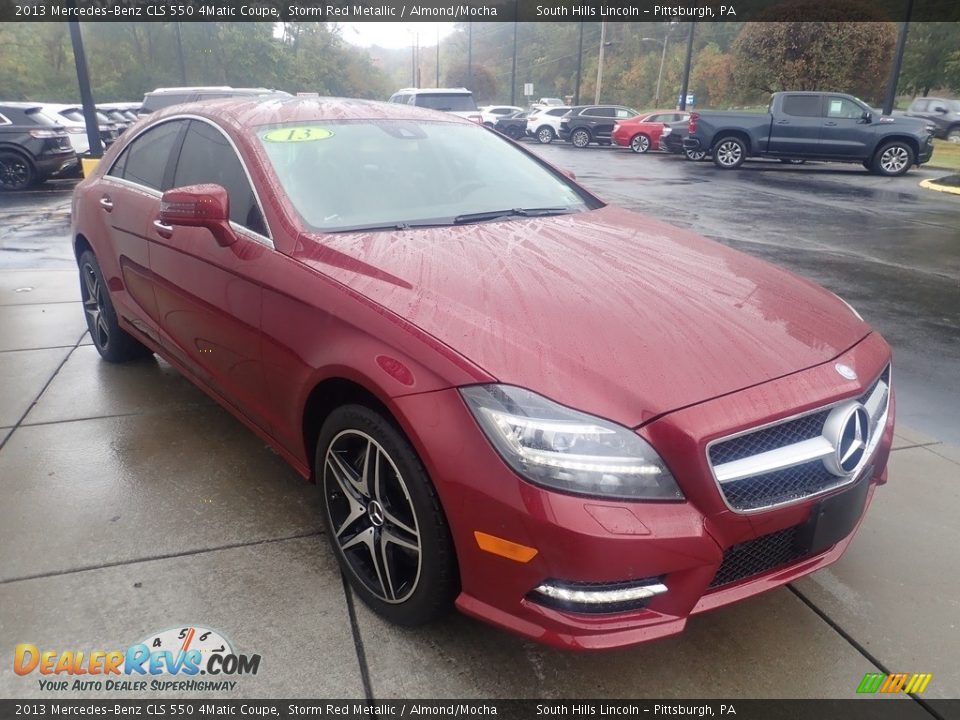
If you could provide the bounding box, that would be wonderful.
[0,21,956,109]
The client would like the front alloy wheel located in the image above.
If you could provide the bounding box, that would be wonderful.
[319,405,457,626]
[630,134,651,154]
[684,149,707,161]
[571,129,591,148]
[713,137,746,169]
[873,141,914,176]
[536,127,554,144]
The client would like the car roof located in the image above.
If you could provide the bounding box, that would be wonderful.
[393,87,471,95]
[0,102,44,110]
[146,96,475,127]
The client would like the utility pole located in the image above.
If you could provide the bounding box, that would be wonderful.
[174,22,187,85]
[883,0,914,115]
[574,21,584,105]
[594,21,607,104]
[678,23,695,110]
[67,19,102,159]
[510,17,518,105]
[436,25,440,88]
[467,23,473,90]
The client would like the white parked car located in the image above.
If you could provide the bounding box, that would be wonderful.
[388,88,482,123]
[37,104,117,155]
[525,106,572,144]
[478,105,524,127]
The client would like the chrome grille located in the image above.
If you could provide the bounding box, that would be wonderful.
[708,365,890,513]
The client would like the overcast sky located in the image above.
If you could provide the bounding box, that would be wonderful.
[338,22,457,49]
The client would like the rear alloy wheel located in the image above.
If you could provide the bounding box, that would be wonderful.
[713,137,746,169]
[318,405,458,626]
[571,129,592,148]
[872,141,914,177]
[630,134,651,154]
[684,149,707,161]
[536,127,555,144]
[0,152,35,191]
[78,250,153,362]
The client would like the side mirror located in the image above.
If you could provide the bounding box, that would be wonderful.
[160,184,236,247]
[934,107,948,114]
[861,111,873,123]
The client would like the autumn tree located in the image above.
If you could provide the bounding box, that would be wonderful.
[898,22,960,97]
[733,3,896,104]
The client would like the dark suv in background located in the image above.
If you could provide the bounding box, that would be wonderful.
[560,105,640,147]
[139,86,291,115]
[0,102,76,190]
[903,97,960,142]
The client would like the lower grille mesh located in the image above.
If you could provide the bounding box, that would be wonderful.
[709,526,809,588]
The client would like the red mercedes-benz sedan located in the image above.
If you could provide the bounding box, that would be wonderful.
[71,97,893,650]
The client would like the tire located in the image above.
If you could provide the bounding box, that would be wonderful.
[318,404,458,626]
[536,126,555,144]
[712,136,747,169]
[630,134,651,154]
[0,151,36,191]
[571,128,591,148]
[78,250,153,363]
[780,158,806,165]
[872,141,914,177]
[684,149,707,161]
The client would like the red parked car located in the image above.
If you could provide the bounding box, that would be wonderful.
[72,98,893,650]
[612,110,682,153]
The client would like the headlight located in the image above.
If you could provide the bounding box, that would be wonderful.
[460,385,683,501]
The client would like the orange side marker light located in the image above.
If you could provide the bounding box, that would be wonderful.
[474,531,538,563]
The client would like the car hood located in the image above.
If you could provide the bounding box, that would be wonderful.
[295,206,869,427]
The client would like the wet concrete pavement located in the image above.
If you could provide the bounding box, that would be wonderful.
[0,153,958,705]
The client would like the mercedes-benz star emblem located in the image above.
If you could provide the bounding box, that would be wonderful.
[367,500,385,527]
[822,402,871,476]
[835,363,857,381]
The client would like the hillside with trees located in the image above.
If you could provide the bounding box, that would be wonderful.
[0,21,956,109]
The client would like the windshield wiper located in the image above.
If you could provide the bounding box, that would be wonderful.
[325,219,457,233]
[453,207,574,225]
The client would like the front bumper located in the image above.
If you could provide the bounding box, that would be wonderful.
[393,333,893,650]
[917,137,934,164]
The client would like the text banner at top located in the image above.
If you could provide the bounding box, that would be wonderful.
[3,0,959,23]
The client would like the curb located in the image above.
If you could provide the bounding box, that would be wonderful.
[920,176,960,195]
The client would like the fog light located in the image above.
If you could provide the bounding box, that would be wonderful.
[530,578,667,614]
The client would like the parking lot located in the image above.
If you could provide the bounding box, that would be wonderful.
[1,147,958,704]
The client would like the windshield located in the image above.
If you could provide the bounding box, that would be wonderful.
[413,94,477,112]
[256,119,594,233]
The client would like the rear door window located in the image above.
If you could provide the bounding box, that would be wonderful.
[782,95,823,117]
[109,120,186,191]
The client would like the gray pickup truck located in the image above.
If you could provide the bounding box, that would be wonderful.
[683,91,935,176]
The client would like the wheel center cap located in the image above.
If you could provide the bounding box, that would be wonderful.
[367,500,385,527]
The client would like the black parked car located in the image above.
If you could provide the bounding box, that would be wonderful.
[559,105,639,147]
[493,110,532,140]
[139,86,291,115]
[0,103,76,191]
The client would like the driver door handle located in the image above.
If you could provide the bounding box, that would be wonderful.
[152,219,174,239]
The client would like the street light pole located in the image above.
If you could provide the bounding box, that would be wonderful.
[467,23,473,90]
[883,0,914,115]
[67,19,102,160]
[510,18,518,105]
[436,24,440,88]
[678,23,695,110]
[594,21,607,104]
[574,21,584,105]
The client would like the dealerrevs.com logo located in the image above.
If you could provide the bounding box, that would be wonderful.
[14,626,261,692]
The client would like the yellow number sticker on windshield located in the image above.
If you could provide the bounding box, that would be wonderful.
[262,127,334,143]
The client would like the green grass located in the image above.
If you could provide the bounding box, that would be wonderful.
[928,140,960,173]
